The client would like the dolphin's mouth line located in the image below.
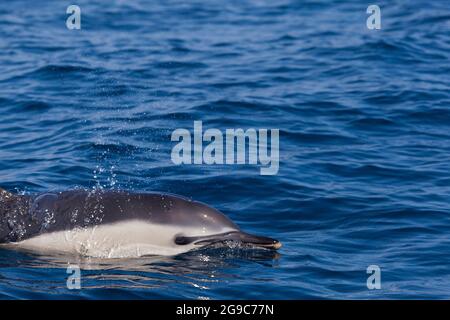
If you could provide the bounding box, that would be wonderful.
[175,231,282,250]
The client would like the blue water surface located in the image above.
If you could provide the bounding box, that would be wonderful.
[0,0,449,299]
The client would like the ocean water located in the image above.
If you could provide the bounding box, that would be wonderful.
[0,0,449,299]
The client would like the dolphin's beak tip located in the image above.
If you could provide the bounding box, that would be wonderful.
[240,232,282,250]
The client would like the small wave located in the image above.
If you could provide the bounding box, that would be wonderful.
[16,100,52,112]
[153,61,207,70]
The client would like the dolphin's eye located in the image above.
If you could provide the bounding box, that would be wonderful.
[174,235,191,245]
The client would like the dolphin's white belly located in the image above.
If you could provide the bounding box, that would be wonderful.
[11,220,230,258]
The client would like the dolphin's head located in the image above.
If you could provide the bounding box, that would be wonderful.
[171,200,282,251]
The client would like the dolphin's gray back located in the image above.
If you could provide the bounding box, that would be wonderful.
[25,190,238,240]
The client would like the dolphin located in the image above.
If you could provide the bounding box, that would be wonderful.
[0,188,281,258]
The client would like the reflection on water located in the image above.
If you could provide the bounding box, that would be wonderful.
[0,247,280,298]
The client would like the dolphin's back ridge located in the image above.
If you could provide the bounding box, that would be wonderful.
[29,190,239,234]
